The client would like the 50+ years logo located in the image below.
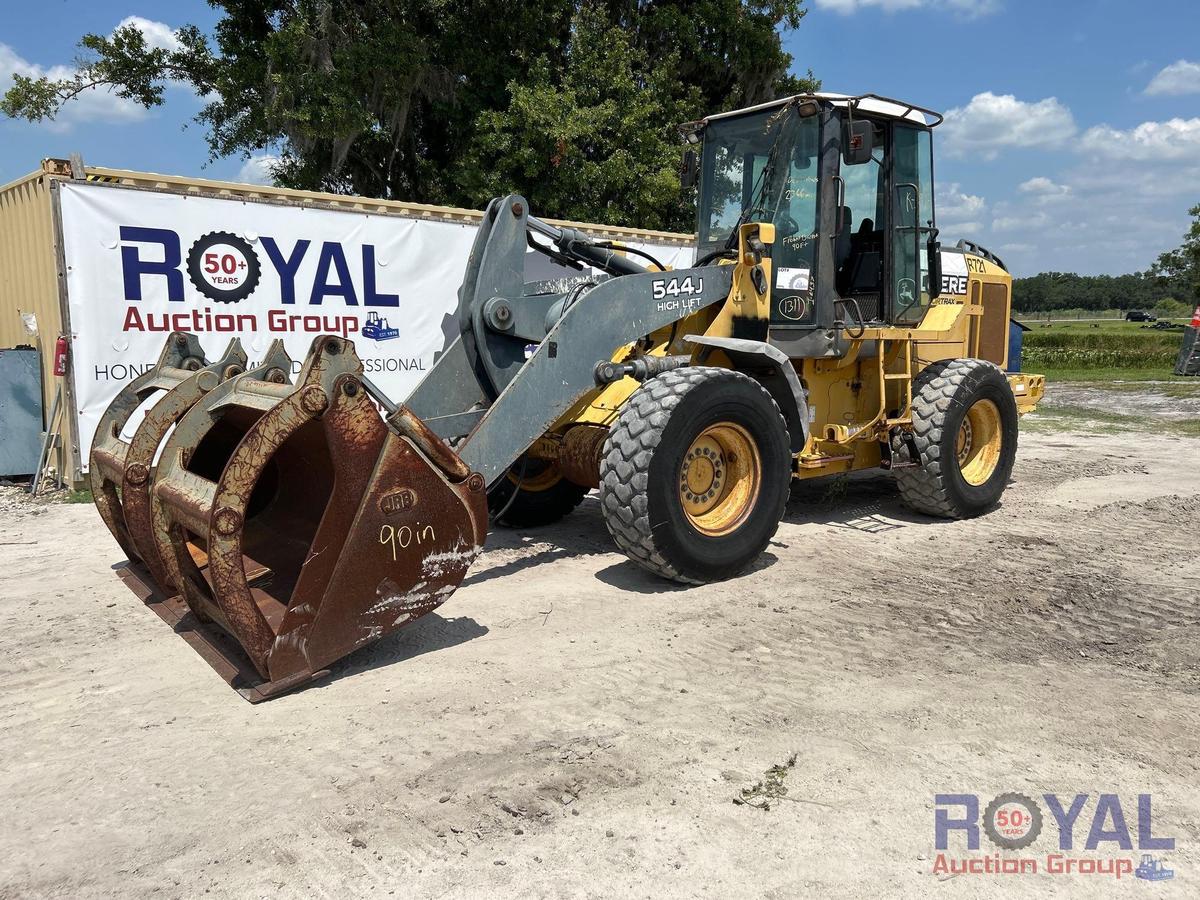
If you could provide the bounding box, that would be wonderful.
[186,231,261,304]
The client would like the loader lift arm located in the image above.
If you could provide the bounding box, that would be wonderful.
[406,194,736,485]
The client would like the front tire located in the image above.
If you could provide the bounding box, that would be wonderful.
[488,456,588,527]
[599,367,791,584]
[894,358,1018,518]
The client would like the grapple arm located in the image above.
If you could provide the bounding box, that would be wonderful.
[94,334,487,702]
[90,334,246,590]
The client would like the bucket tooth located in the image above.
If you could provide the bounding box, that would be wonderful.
[90,333,247,591]
[145,334,488,701]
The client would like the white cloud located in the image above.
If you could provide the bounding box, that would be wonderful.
[939,182,985,218]
[941,92,1076,159]
[1080,117,1200,160]
[981,135,1200,276]
[237,154,281,185]
[1017,176,1071,200]
[936,182,986,234]
[936,105,1200,275]
[0,43,37,86]
[813,0,999,15]
[0,43,148,131]
[991,211,1050,233]
[116,16,183,53]
[991,241,1033,258]
[1144,60,1200,96]
[0,18,181,133]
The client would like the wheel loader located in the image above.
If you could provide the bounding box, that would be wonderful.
[91,92,1044,700]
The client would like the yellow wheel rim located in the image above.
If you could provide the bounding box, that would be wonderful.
[678,422,761,536]
[506,458,561,493]
[956,398,1002,486]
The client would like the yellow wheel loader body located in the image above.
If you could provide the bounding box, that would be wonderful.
[89,92,1043,699]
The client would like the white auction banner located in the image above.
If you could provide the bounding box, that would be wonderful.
[58,181,693,469]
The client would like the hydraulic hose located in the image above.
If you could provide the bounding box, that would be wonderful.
[526,215,649,277]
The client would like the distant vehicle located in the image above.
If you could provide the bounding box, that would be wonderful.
[1125,310,1157,322]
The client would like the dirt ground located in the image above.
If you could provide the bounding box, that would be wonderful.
[1043,379,1200,422]
[2,384,1198,898]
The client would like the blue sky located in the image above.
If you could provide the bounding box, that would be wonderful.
[2,0,1199,276]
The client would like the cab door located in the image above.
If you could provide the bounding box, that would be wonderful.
[889,124,936,325]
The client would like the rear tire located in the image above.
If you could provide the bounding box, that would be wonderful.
[488,457,588,527]
[599,367,791,584]
[894,358,1018,518]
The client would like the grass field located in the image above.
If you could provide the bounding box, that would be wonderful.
[1015,315,1200,436]
[1023,399,1200,437]
[1017,317,1192,381]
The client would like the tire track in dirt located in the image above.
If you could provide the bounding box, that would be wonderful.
[781,490,1200,690]
[2,428,1199,899]
[631,462,1200,729]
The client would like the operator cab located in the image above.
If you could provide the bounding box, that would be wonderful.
[684,93,942,356]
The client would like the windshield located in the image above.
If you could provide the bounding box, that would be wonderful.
[697,107,821,261]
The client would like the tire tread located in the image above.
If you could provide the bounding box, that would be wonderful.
[895,357,1014,519]
[599,367,789,583]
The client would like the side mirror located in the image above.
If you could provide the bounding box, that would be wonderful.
[843,119,873,166]
[927,237,942,300]
[680,149,698,190]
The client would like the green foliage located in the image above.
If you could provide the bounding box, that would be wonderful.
[1022,323,1183,372]
[1153,297,1190,318]
[2,0,814,230]
[1011,271,1172,315]
[598,1,815,109]
[1026,366,1189,384]
[1150,202,1200,303]
[178,0,574,203]
[461,4,701,230]
[483,0,815,230]
[1,23,212,121]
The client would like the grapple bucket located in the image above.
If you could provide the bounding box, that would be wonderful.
[143,334,488,701]
[90,333,247,592]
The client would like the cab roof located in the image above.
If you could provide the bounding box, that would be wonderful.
[703,93,944,128]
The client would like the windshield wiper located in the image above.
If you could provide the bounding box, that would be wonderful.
[723,102,797,250]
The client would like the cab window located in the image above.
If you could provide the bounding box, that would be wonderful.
[891,125,935,325]
[834,119,886,322]
[697,108,821,324]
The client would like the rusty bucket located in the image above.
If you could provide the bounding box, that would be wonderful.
[90,334,247,592]
[108,334,491,701]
